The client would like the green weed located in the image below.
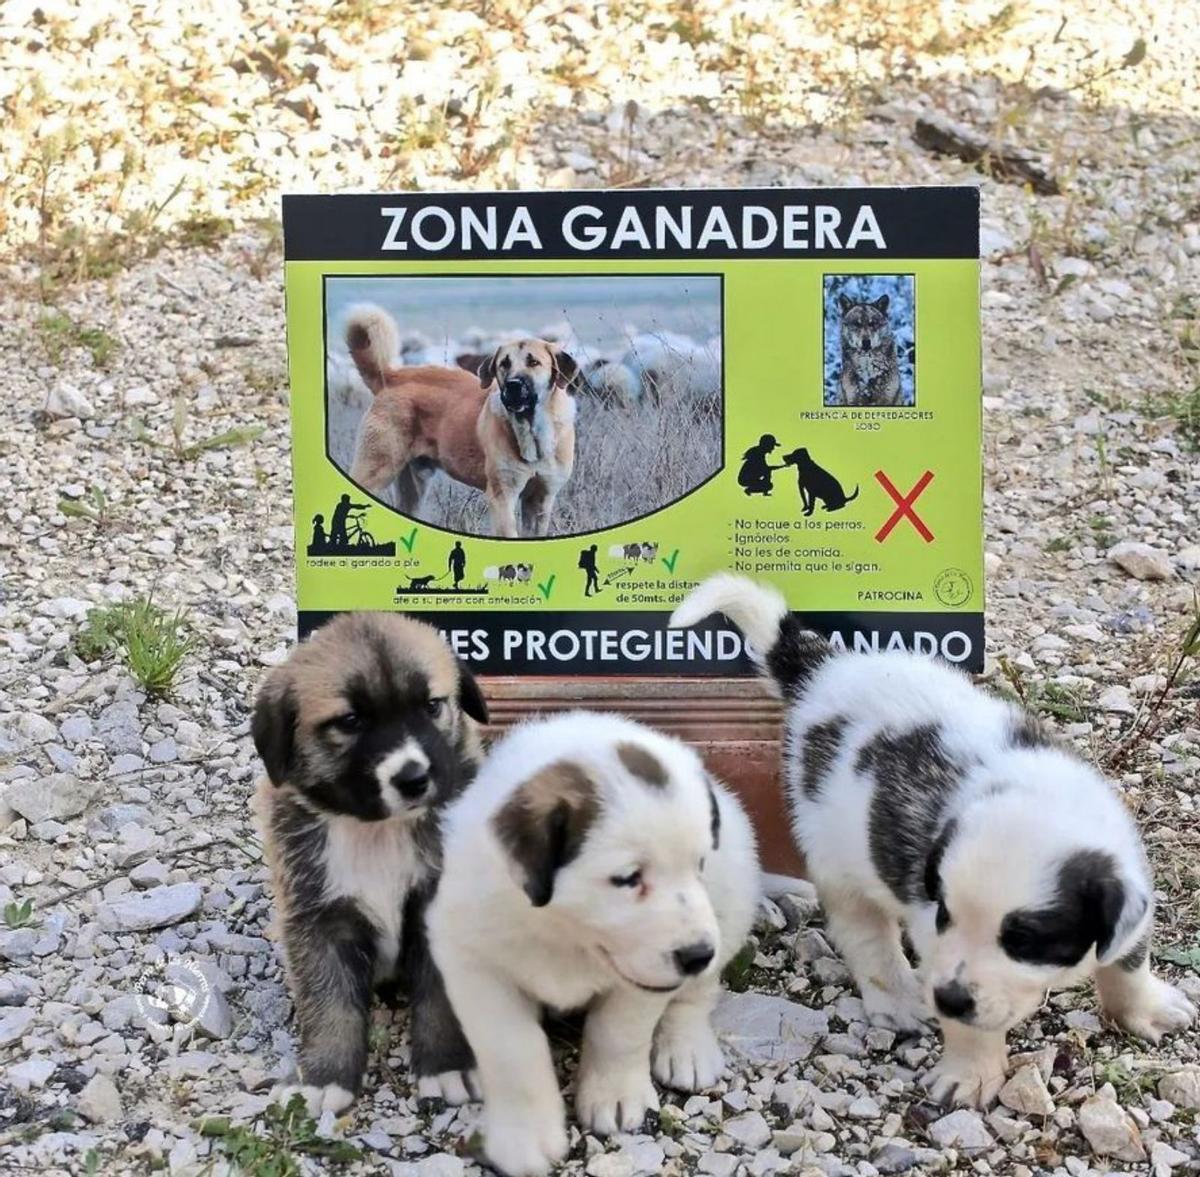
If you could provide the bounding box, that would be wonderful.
[58,486,110,526]
[3,898,39,930]
[75,599,196,695]
[722,940,756,993]
[1160,385,1200,452]
[197,1094,362,1176]
[177,213,234,249]
[37,312,119,369]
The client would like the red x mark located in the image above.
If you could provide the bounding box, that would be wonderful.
[875,470,935,543]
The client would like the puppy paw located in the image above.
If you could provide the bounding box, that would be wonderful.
[1110,977,1197,1044]
[923,1051,1008,1108]
[862,985,932,1035]
[652,1023,726,1092]
[483,1112,568,1177]
[271,1082,355,1117]
[417,1068,479,1105]
[575,1063,660,1136]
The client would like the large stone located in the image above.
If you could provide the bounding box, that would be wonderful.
[927,1108,994,1151]
[77,1073,123,1123]
[712,992,828,1065]
[96,883,202,932]
[1158,1069,1200,1110]
[1107,541,1173,581]
[723,1110,772,1150]
[6,1057,57,1091]
[998,1063,1055,1116]
[0,1007,36,1047]
[6,774,97,824]
[1078,1086,1145,1162]
[97,700,142,755]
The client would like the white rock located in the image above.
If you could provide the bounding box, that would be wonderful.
[393,1157,467,1177]
[130,858,170,889]
[1098,686,1136,714]
[6,774,97,823]
[96,883,203,932]
[1176,545,1200,572]
[927,1108,994,1150]
[0,1007,36,1046]
[723,1110,772,1149]
[1158,1069,1200,1110]
[77,1073,123,1122]
[45,383,95,419]
[1078,1086,1145,1161]
[1107,541,1173,581]
[998,1063,1055,1116]
[1150,1140,1189,1174]
[697,1152,738,1177]
[6,1057,56,1091]
[713,992,828,1065]
[586,1155,634,1177]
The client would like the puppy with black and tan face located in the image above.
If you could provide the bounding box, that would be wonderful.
[427,712,759,1177]
[251,612,488,1115]
[673,575,1195,1109]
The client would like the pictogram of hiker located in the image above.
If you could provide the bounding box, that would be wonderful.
[579,544,602,597]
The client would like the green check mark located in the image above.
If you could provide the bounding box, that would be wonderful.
[661,549,680,574]
[537,574,556,601]
[399,527,418,552]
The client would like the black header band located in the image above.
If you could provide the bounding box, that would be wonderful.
[297,610,985,675]
[282,187,979,262]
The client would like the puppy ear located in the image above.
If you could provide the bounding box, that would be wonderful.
[493,761,598,907]
[837,294,853,312]
[456,660,488,724]
[551,347,579,390]
[251,672,298,786]
[923,819,958,902]
[478,349,499,390]
[874,294,890,313]
[706,777,721,850]
[1085,855,1152,966]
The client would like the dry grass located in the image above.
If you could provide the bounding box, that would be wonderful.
[422,385,722,537]
[327,369,722,538]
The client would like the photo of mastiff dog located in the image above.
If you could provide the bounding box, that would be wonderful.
[345,304,578,538]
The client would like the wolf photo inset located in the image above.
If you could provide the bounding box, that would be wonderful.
[823,274,916,408]
[325,274,723,539]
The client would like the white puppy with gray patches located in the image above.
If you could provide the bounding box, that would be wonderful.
[672,575,1195,1108]
[427,711,758,1177]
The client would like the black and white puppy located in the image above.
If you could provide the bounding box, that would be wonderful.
[251,612,488,1114]
[427,711,759,1177]
[672,575,1195,1108]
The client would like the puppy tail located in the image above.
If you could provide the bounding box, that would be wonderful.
[670,574,830,698]
[344,303,399,395]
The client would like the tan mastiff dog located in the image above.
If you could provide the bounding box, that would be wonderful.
[346,304,577,538]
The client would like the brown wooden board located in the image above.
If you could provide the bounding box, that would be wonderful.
[481,676,805,877]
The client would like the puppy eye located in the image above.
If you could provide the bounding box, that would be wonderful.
[527,357,539,367]
[426,697,446,718]
[330,712,360,734]
[935,898,951,932]
[610,869,642,889]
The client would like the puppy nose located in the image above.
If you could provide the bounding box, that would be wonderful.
[673,942,715,977]
[933,981,975,1021]
[390,760,430,800]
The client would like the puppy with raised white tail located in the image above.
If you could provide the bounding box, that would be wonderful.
[427,712,758,1177]
[671,574,1195,1108]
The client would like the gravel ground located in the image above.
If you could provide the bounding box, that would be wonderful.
[2,1,1199,1175]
